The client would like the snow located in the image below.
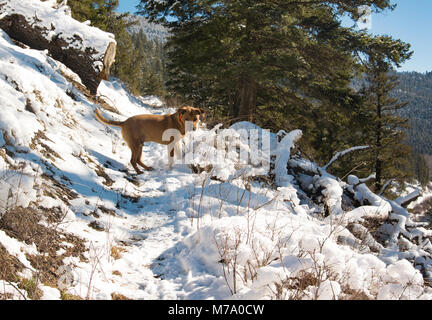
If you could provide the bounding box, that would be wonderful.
[40,286,61,300]
[274,129,302,188]
[1,14,432,300]
[315,175,344,216]
[348,174,392,217]
[0,230,38,272]
[395,189,421,206]
[1,0,116,69]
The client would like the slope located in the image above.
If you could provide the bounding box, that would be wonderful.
[394,71,432,155]
[0,20,432,300]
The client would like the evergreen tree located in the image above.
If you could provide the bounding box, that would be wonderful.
[66,0,118,30]
[131,30,167,96]
[137,0,411,162]
[106,14,144,95]
[137,1,408,113]
[356,54,413,192]
[410,153,430,186]
[140,70,165,96]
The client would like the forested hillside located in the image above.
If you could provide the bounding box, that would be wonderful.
[113,6,432,167]
[136,0,432,191]
[125,14,168,43]
[394,71,432,155]
[62,0,432,189]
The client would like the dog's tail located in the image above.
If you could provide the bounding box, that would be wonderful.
[94,109,124,127]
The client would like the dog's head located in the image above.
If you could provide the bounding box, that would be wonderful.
[177,106,205,130]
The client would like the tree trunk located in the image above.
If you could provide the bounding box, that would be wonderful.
[374,96,383,193]
[231,74,257,122]
[375,157,383,192]
[0,1,116,95]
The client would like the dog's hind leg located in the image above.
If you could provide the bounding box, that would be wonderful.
[136,144,153,171]
[121,130,143,174]
[130,146,144,175]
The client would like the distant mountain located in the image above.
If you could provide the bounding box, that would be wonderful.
[124,14,168,43]
[393,71,432,155]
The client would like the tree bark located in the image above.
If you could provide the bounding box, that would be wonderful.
[374,95,383,192]
[231,74,257,122]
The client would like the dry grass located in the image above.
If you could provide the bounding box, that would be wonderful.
[0,206,87,293]
[340,287,371,300]
[18,277,43,300]
[112,270,122,277]
[97,205,117,217]
[110,246,126,260]
[94,164,114,187]
[39,172,79,206]
[29,130,64,162]
[111,292,131,300]
[88,220,105,231]
[273,271,320,300]
[60,291,83,300]
[0,244,24,283]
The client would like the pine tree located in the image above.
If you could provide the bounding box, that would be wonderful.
[131,30,167,96]
[137,1,411,153]
[410,153,430,186]
[356,55,413,193]
[106,14,144,95]
[66,0,118,30]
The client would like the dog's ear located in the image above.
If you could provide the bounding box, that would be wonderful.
[177,107,187,122]
[196,108,206,119]
[178,106,187,114]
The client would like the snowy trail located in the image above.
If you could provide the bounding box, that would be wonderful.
[108,206,184,299]
[89,160,205,299]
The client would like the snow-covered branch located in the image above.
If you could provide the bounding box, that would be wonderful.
[323,146,370,171]
[395,189,421,208]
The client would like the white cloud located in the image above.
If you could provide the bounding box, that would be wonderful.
[357,5,372,30]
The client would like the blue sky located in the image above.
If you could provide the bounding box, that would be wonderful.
[362,0,432,73]
[116,0,140,14]
[116,0,432,73]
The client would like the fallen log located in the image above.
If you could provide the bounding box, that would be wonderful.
[0,0,116,95]
[394,189,421,208]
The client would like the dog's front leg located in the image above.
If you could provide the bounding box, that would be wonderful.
[168,144,174,169]
[168,141,182,170]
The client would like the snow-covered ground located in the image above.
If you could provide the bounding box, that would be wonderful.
[0,0,116,75]
[1,13,432,300]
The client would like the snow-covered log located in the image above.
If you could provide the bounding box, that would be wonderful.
[274,129,302,187]
[0,0,116,95]
[395,189,421,208]
[347,175,392,215]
